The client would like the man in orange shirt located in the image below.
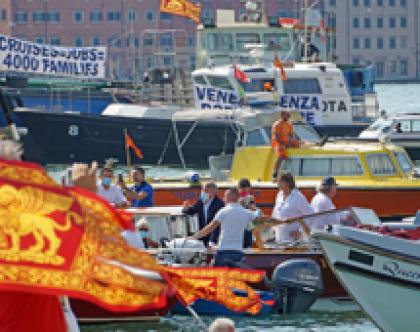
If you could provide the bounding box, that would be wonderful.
[272,110,299,178]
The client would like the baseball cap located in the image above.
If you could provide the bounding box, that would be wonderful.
[321,176,337,187]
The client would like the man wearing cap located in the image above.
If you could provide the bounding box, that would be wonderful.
[310,176,340,231]
[119,166,154,207]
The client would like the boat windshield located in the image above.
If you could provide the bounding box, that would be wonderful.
[365,119,393,133]
[394,151,413,175]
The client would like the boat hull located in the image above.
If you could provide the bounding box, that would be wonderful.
[70,297,174,323]
[17,110,238,167]
[317,232,420,332]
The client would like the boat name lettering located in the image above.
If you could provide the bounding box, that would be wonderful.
[383,261,420,280]
[0,34,106,79]
[279,96,348,113]
[195,86,239,110]
[68,125,79,137]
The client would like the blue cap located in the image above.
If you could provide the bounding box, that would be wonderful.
[321,176,337,186]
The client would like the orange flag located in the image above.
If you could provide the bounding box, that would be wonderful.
[160,0,202,23]
[125,129,143,159]
[274,55,287,81]
[0,158,265,315]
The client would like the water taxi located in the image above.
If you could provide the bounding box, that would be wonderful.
[152,140,420,219]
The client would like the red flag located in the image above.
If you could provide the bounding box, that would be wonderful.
[320,19,326,44]
[233,64,250,83]
[274,55,287,81]
[125,129,143,159]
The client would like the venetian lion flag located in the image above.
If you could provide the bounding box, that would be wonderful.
[160,0,202,23]
[0,158,265,316]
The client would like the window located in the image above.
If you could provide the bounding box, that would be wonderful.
[398,119,411,131]
[207,33,233,51]
[389,17,396,28]
[377,17,383,28]
[202,8,213,18]
[236,33,260,51]
[353,0,359,6]
[50,37,60,45]
[389,60,397,74]
[353,58,360,65]
[92,36,101,46]
[329,0,336,6]
[377,0,383,5]
[364,17,371,28]
[400,36,407,48]
[73,10,84,23]
[188,36,195,47]
[366,154,397,175]
[263,33,290,50]
[400,59,408,76]
[33,11,45,22]
[48,11,60,22]
[400,0,407,7]
[206,76,233,90]
[377,37,383,49]
[247,130,268,146]
[0,9,6,21]
[281,158,301,175]
[411,120,420,132]
[143,38,153,46]
[302,159,329,176]
[241,78,276,93]
[331,158,363,175]
[34,37,44,44]
[163,56,172,66]
[353,38,360,49]
[193,75,207,85]
[389,0,396,5]
[90,10,102,22]
[283,78,322,94]
[364,37,371,49]
[74,37,84,47]
[145,10,155,22]
[108,11,121,22]
[394,152,412,175]
[160,12,172,21]
[400,16,407,28]
[364,0,370,6]
[160,34,172,47]
[375,61,384,78]
[15,11,28,22]
[389,37,396,49]
[353,17,359,28]
[128,9,137,22]
[108,36,121,47]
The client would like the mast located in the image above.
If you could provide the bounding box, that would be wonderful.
[303,0,308,62]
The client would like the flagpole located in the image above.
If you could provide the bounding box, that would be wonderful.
[124,128,132,166]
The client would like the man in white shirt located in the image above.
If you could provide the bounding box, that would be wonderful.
[272,172,314,243]
[310,176,340,231]
[190,188,260,267]
[96,167,128,207]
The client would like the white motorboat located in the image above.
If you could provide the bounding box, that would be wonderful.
[359,113,420,162]
[315,211,420,332]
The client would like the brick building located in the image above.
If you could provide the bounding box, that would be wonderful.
[0,0,309,79]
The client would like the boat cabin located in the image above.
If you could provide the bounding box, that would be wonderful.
[230,141,415,183]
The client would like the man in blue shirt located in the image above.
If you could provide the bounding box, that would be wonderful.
[119,166,154,207]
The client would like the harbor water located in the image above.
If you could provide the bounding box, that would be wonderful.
[62,84,418,331]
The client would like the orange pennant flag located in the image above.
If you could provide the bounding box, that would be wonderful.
[274,55,287,81]
[160,0,202,23]
[125,129,143,159]
[0,158,265,315]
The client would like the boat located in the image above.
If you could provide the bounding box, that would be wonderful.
[359,113,420,162]
[121,206,378,312]
[149,140,420,220]
[315,211,420,332]
[12,92,318,167]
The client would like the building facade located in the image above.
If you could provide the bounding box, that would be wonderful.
[0,0,306,80]
[324,0,420,81]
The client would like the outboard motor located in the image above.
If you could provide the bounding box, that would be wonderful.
[271,259,323,314]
